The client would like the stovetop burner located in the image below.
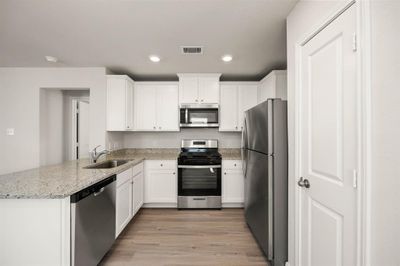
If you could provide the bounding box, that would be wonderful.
[178,140,221,165]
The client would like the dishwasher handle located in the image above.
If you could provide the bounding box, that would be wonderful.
[93,187,105,196]
[71,175,116,203]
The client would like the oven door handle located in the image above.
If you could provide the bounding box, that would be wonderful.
[178,165,221,169]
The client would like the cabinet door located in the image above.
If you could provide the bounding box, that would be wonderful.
[133,172,144,215]
[198,76,219,104]
[222,168,244,203]
[116,179,133,237]
[238,84,258,131]
[219,85,238,131]
[144,165,177,203]
[134,84,157,131]
[125,79,134,130]
[107,77,127,131]
[156,85,179,131]
[179,76,198,104]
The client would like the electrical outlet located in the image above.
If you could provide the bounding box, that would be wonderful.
[6,128,15,136]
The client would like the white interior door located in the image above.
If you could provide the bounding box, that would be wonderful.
[299,5,357,266]
[78,100,90,159]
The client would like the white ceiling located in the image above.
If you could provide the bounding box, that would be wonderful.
[0,0,297,81]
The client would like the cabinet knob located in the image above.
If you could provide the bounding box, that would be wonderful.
[160,164,163,167]
[235,126,238,129]
[195,99,198,102]
[234,164,237,167]
[153,126,156,129]
[224,172,226,175]
[173,172,176,175]
[159,126,161,130]
[201,99,204,102]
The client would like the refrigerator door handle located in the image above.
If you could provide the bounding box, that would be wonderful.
[241,116,248,177]
[267,155,274,260]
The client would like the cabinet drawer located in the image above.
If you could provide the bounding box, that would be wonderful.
[116,168,132,187]
[223,160,242,170]
[132,162,144,177]
[146,160,176,170]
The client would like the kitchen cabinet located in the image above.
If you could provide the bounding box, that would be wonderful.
[144,160,177,205]
[116,168,133,237]
[107,75,134,131]
[219,82,258,132]
[222,160,244,206]
[258,70,287,103]
[134,82,179,131]
[115,162,144,237]
[177,73,221,104]
[132,164,144,215]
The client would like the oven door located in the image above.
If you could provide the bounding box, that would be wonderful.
[180,106,219,127]
[178,165,221,196]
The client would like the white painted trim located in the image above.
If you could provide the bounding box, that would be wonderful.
[71,99,78,160]
[356,1,372,265]
[291,1,370,266]
[60,197,71,266]
[142,203,178,208]
[259,70,287,84]
[134,81,179,86]
[219,81,259,85]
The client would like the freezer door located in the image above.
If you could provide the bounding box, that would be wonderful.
[244,150,273,259]
[245,100,270,154]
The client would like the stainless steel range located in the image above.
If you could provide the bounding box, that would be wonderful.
[177,139,222,209]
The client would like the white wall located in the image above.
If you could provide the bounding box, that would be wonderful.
[39,89,65,166]
[123,129,241,149]
[370,1,400,265]
[286,1,352,265]
[0,68,107,175]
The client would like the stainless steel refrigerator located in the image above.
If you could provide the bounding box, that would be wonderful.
[242,99,288,266]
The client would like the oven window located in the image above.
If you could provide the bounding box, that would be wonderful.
[179,167,221,196]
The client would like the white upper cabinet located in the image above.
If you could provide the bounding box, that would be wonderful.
[134,82,179,131]
[258,70,287,103]
[238,84,258,131]
[219,82,258,132]
[177,73,221,105]
[106,75,134,131]
[219,85,238,131]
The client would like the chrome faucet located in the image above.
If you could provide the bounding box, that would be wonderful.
[90,145,110,163]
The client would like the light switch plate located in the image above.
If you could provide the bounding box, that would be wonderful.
[6,128,15,136]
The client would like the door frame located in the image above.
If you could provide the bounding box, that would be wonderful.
[292,1,372,265]
[70,97,90,160]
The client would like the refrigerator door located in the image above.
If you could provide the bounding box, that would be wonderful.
[244,100,271,155]
[244,149,273,259]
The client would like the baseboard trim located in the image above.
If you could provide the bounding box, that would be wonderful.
[222,203,244,208]
[142,203,177,208]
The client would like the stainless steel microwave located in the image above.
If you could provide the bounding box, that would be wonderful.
[180,104,219,128]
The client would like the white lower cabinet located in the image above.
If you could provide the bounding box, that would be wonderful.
[222,160,244,206]
[115,162,144,238]
[144,160,177,205]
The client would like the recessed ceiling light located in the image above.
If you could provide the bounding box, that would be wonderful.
[149,55,161,62]
[222,55,233,62]
[45,56,58,63]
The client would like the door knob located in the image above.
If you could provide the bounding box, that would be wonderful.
[298,177,310,188]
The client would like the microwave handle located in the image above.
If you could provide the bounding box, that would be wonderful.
[185,108,189,124]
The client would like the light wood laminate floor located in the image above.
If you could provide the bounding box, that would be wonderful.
[100,208,268,266]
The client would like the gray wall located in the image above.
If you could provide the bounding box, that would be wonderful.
[0,68,107,175]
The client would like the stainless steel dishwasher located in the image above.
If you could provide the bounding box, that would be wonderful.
[71,175,116,266]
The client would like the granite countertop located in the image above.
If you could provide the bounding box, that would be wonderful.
[0,158,144,199]
[0,148,239,199]
[219,148,241,160]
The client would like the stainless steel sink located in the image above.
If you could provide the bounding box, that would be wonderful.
[84,160,129,169]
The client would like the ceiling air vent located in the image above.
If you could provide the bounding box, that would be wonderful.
[181,46,203,55]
